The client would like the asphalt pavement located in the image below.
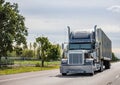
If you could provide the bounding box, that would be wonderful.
[0,62,120,85]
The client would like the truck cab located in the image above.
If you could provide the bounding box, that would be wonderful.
[60,26,112,76]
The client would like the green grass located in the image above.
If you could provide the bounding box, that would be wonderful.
[14,60,40,64]
[0,66,59,75]
[0,60,60,75]
[14,60,60,66]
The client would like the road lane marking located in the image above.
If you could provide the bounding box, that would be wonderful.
[115,75,119,79]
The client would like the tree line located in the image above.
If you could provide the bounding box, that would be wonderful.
[7,37,61,67]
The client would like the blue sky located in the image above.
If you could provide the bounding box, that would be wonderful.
[6,0,120,58]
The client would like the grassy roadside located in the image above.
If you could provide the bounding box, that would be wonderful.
[0,60,60,75]
[14,60,60,66]
[0,66,59,75]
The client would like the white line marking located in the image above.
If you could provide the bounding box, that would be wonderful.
[115,75,119,79]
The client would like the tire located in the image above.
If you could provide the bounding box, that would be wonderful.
[89,71,94,76]
[62,73,67,76]
[104,61,110,69]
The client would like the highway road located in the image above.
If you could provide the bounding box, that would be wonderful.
[0,62,120,85]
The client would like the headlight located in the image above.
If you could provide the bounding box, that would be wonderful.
[61,59,68,64]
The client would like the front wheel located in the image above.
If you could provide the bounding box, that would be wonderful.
[62,73,67,76]
[89,71,94,76]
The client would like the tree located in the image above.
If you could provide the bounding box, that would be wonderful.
[0,0,28,66]
[29,42,32,50]
[36,37,50,67]
[22,49,34,59]
[112,52,119,62]
[47,44,61,61]
[23,43,28,50]
[37,46,41,59]
[33,42,37,57]
[14,46,23,57]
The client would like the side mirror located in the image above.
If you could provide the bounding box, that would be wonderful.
[62,42,68,50]
[95,42,100,49]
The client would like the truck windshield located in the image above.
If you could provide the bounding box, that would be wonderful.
[69,44,91,50]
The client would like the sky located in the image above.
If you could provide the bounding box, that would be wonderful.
[6,0,120,58]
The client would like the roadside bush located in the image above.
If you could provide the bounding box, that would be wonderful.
[112,52,119,62]
[35,63,41,67]
[0,57,14,65]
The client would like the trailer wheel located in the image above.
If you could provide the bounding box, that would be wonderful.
[62,73,67,76]
[104,61,110,69]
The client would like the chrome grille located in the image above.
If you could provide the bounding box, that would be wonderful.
[69,53,83,65]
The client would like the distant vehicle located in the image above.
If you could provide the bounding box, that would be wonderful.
[60,25,112,75]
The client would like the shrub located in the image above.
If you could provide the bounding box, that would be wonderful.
[35,63,41,67]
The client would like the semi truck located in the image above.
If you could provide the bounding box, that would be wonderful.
[60,25,112,75]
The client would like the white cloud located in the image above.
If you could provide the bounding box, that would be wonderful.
[6,0,116,9]
[100,25,120,33]
[107,5,120,13]
[113,48,120,53]
[5,0,120,57]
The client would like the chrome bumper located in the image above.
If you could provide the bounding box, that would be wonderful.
[60,65,95,74]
